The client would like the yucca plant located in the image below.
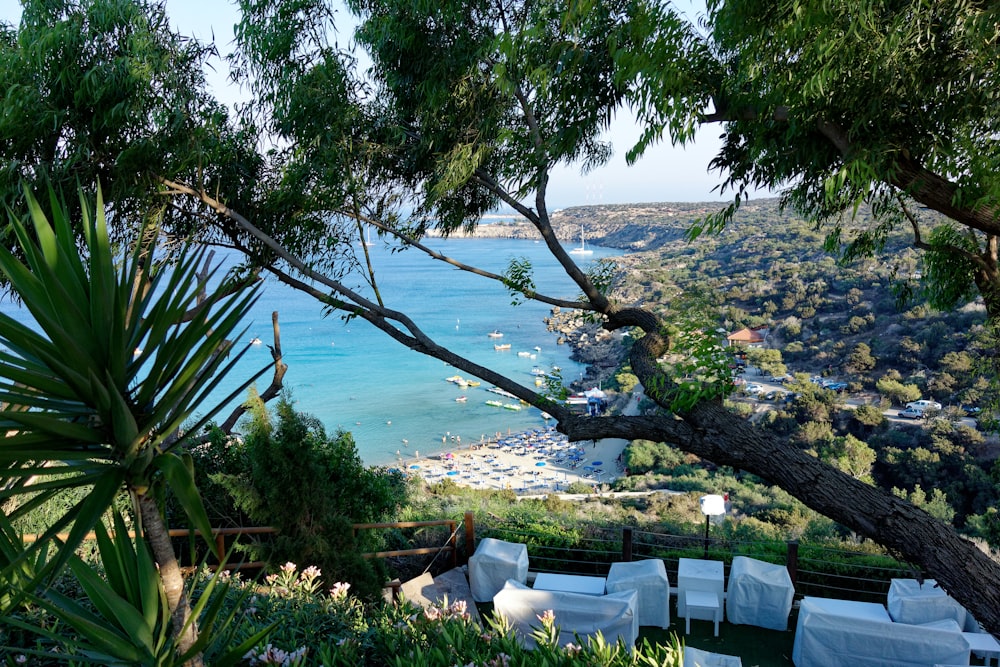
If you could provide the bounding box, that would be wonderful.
[2,508,273,666]
[0,188,269,665]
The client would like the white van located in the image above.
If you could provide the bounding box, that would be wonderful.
[905,399,942,411]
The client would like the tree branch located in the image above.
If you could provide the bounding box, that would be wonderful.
[218,310,287,433]
[158,177,573,421]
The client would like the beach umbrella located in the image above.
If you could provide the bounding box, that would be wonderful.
[447,470,459,476]
[535,461,546,467]
[592,460,604,466]
[409,465,421,470]
[444,452,455,459]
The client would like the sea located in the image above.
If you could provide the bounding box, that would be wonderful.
[0,236,620,467]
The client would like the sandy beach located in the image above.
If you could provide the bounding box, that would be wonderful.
[399,392,643,494]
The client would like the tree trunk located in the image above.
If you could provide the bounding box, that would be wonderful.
[138,494,203,667]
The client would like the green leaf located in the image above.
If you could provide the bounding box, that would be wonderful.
[153,452,216,557]
[68,554,157,651]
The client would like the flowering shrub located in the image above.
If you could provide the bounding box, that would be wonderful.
[3,560,683,666]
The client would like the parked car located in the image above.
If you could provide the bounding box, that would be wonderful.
[897,408,926,420]
[906,399,942,411]
[824,382,849,392]
[745,384,764,395]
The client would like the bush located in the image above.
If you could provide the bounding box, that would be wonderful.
[214,393,408,600]
[1,561,685,666]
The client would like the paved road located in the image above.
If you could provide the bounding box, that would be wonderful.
[736,368,979,429]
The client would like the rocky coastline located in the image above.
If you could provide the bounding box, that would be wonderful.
[544,306,627,392]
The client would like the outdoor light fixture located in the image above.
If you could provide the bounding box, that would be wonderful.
[700,494,726,557]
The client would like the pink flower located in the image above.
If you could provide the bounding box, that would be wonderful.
[329,581,351,599]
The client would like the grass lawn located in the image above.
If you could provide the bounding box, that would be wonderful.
[639,601,794,667]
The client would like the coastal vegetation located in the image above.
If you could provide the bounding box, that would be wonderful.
[1,0,999,663]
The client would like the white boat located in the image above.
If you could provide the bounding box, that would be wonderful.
[494,343,511,351]
[455,396,468,403]
[487,330,504,338]
[517,351,532,357]
[569,226,593,255]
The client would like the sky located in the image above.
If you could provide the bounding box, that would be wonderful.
[0,0,757,208]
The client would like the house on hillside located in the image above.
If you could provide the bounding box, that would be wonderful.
[726,326,769,347]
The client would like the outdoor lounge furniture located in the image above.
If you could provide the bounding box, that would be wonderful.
[726,556,794,631]
[792,596,971,667]
[605,559,671,629]
[887,578,968,628]
[677,558,725,627]
[683,646,743,667]
[685,590,721,636]
[533,572,607,595]
[492,579,639,649]
[468,538,528,602]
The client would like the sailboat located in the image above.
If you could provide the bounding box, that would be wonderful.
[364,226,375,247]
[569,226,593,255]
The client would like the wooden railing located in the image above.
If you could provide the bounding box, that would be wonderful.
[22,518,468,573]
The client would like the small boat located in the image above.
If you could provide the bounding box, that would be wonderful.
[540,411,552,420]
[494,343,511,351]
[517,351,532,357]
[249,337,262,345]
[487,330,504,338]
[445,375,463,383]
[569,225,594,255]
[467,380,481,387]
[534,346,542,352]
[503,403,523,411]
[485,399,504,408]
[455,396,468,403]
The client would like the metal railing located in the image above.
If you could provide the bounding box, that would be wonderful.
[24,512,916,602]
[473,513,914,603]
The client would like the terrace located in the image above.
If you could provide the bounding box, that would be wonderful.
[147,513,998,665]
[460,514,997,666]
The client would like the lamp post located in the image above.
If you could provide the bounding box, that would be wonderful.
[700,494,726,558]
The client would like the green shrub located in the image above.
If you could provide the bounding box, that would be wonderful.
[214,393,408,600]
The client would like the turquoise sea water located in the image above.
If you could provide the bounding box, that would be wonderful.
[0,236,618,466]
[232,237,621,466]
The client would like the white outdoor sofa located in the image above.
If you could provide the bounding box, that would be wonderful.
[492,579,638,649]
[792,596,971,667]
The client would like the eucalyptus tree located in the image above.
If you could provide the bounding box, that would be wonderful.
[4,0,1000,635]
[693,0,1000,318]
